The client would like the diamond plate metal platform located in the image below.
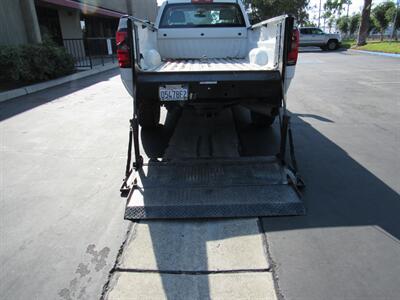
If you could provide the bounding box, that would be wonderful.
[123,108,305,220]
[124,157,305,220]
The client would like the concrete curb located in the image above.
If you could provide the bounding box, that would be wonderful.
[349,49,400,58]
[0,63,118,103]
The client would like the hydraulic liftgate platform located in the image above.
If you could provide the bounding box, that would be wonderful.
[120,17,305,220]
[120,108,305,220]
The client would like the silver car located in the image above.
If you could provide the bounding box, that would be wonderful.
[299,27,341,51]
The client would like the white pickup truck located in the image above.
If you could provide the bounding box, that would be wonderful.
[116,0,299,128]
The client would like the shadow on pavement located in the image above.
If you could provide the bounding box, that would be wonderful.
[232,107,399,239]
[144,219,262,300]
[141,107,182,158]
[299,47,348,53]
[260,114,400,240]
[0,69,119,122]
[124,105,399,299]
[293,113,334,123]
[232,106,280,156]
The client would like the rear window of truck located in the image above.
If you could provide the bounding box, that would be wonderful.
[160,3,245,28]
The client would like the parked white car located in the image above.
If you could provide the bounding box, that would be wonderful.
[299,27,341,50]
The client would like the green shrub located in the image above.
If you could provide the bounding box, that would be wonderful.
[0,46,22,81]
[0,42,75,84]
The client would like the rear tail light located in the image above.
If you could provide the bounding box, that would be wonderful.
[287,29,299,66]
[116,30,131,68]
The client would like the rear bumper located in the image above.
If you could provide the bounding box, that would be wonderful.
[136,71,283,106]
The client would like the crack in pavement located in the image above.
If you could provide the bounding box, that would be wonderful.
[101,219,279,300]
[258,217,286,300]
[112,268,271,275]
[100,222,135,300]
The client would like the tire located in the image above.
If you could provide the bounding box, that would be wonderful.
[327,40,338,51]
[251,112,276,128]
[138,102,160,128]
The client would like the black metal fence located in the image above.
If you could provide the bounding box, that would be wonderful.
[341,32,400,41]
[62,38,117,69]
[367,33,400,41]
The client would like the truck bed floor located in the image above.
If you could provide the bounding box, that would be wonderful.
[153,58,272,72]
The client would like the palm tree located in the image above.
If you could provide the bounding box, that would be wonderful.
[357,0,372,46]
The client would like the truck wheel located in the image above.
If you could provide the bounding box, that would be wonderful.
[327,40,338,51]
[138,102,160,128]
[251,112,276,127]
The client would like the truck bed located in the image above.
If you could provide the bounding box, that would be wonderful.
[152,58,273,72]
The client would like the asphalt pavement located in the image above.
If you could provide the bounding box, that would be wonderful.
[1,50,399,300]
[260,50,400,300]
[0,70,131,300]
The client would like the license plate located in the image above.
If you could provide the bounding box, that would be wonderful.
[159,85,188,101]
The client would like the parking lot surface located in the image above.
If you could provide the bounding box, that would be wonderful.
[260,50,400,300]
[1,50,399,299]
[0,71,131,300]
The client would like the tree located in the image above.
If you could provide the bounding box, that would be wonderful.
[324,0,352,32]
[324,0,352,16]
[243,0,310,25]
[323,11,334,32]
[370,15,380,33]
[327,16,335,32]
[303,20,317,27]
[337,16,350,35]
[372,1,396,40]
[357,0,372,46]
[386,2,400,39]
[349,13,361,36]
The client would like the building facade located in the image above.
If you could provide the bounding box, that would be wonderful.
[0,0,157,46]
